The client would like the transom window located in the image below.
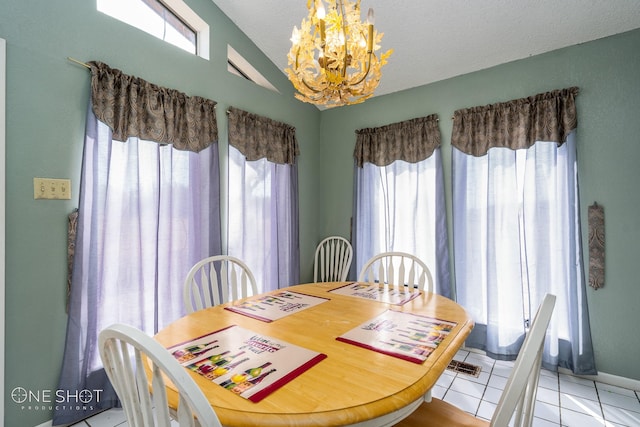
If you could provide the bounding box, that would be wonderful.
[97,0,209,59]
[227,45,279,93]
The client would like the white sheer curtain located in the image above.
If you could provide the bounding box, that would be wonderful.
[353,116,451,296]
[227,107,300,293]
[54,63,221,425]
[452,88,596,374]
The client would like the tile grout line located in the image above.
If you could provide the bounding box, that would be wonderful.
[555,372,563,426]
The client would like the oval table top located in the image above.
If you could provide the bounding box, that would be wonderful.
[154,282,474,427]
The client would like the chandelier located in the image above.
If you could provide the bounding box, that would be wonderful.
[286,0,393,108]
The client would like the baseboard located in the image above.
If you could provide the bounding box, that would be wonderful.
[559,367,640,391]
[462,346,640,391]
[34,421,52,427]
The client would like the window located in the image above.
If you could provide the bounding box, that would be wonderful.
[97,0,209,59]
[352,116,451,297]
[54,62,221,424]
[226,107,299,294]
[354,156,449,295]
[450,87,596,375]
[227,45,279,92]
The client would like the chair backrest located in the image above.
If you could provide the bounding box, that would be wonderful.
[358,251,434,292]
[313,236,353,282]
[183,255,258,314]
[98,323,223,427]
[490,293,556,427]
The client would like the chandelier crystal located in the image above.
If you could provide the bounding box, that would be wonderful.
[286,0,393,108]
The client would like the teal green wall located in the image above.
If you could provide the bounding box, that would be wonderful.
[318,29,640,382]
[1,1,320,425]
[2,1,639,425]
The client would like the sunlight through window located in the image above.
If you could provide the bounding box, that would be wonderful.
[97,0,208,58]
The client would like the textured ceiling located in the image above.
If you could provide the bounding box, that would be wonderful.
[211,0,640,99]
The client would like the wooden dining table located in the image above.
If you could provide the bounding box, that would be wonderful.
[154,282,474,427]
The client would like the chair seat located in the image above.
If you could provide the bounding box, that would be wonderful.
[396,398,489,427]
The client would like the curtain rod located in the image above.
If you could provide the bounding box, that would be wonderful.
[63,56,458,119]
[67,57,90,69]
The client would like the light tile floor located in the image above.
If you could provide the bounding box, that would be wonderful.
[71,349,640,427]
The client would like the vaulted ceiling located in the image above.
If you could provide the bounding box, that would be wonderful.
[212,0,640,98]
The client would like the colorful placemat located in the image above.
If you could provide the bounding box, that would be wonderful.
[329,282,421,305]
[336,310,457,364]
[167,325,327,402]
[225,290,329,322]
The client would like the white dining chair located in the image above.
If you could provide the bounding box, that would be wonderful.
[98,323,223,427]
[358,251,434,292]
[395,293,556,427]
[183,255,258,313]
[313,236,353,282]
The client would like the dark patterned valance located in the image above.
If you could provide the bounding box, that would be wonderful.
[451,87,579,157]
[354,115,441,167]
[227,107,299,165]
[89,61,217,152]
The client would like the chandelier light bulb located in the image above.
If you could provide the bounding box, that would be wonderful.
[317,2,326,20]
[290,26,300,44]
[367,8,375,25]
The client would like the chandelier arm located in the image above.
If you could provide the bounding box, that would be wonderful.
[319,9,327,63]
[339,0,349,78]
[349,51,373,86]
[349,15,375,85]
[300,76,323,93]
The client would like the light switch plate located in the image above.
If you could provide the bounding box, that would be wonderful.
[34,177,72,200]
